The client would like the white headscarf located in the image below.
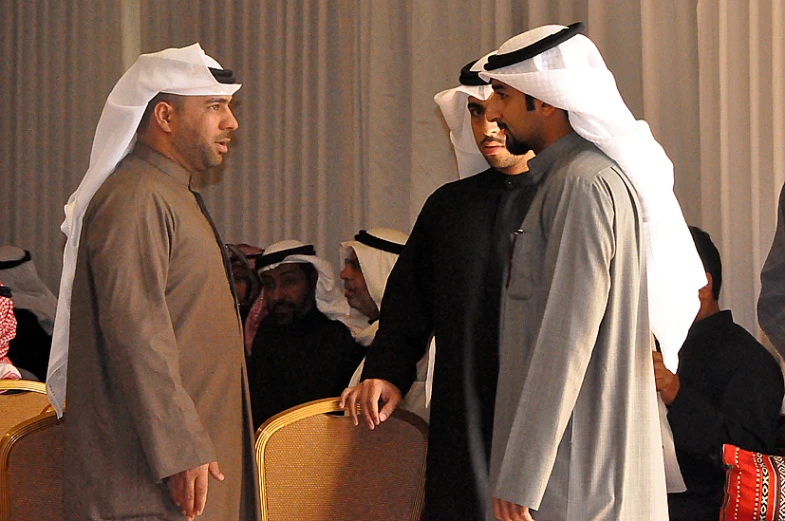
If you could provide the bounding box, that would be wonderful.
[47,43,242,416]
[479,25,705,371]
[0,246,57,335]
[258,240,351,323]
[433,75,493,179]
[339,228,408,310]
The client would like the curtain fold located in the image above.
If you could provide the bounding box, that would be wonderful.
[1,1,781,337]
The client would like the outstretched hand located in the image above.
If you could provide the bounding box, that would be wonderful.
[167,460,224,521]
[339,378,402,430]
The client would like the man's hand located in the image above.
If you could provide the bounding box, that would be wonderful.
[166,461,224,521]
[339,379,402,430]
[652,351,680,405]
[493,497,535,521]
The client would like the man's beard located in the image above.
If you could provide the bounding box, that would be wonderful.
[504,132,532,156]
[270,301,300,326]
[172,126,223,172]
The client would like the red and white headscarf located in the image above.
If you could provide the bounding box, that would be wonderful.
[0,282,21,381]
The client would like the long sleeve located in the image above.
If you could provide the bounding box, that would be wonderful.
[361,198,435,395]
[83,181,214,481]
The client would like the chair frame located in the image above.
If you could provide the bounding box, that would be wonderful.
[0,410,62,521]
[255,397,428,521]
[0,380,46,394]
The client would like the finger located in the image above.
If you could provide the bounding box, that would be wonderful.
[193,467,209,516]
[339,387,350,409]
[378,392,400,423]
[361,384,381,430]
[342,387,360,426]
[499,498,512,521]
[208,461,224,481]
[493,497,503,520]
[181,473,197,516]
[512,503,528,521]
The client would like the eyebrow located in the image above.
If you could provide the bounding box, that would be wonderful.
[204,97,231,105]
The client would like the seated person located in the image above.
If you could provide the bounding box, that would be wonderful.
[226,242,263,323]
[226,243,267,355]
[0,246,56,381]
[340,228,432,421]
[654,226,785,521]
[248,240,365,428]
[0,282,21,381]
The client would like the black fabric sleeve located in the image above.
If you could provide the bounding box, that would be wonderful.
[361,198,435,395]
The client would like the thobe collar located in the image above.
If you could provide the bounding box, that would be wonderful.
[485,167,544,191]
[685,309,734,346]
[132,143,193,188]
[524,131,584,183]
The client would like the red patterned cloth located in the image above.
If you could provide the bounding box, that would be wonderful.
[722,443,785,521]
[0,282,21,380]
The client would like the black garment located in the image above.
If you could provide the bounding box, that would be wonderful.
[362,168,541,521]
[667,310,784,521]
[248,306,365,428]
[7,308,52,381]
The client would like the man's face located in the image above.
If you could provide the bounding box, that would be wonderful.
[170,95,238,174]
[261,263,315,326]
[485,80,544,155]
[467,95,527,171]
[339,249,379,320]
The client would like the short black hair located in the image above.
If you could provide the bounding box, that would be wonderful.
[689,225,722,300]
[136,92,183,134]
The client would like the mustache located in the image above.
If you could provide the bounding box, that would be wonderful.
[271,301,296,313]
[481,135,505,146]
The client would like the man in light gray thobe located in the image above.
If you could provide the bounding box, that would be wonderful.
[479,24,705,521]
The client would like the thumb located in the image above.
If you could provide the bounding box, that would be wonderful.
[378,397,399,423]
[208,461,225,481]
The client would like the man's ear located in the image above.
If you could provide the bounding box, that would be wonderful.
[698,272,713,299]
[538,100,559,117]
[151,101,176,133]
[309,269,319,289]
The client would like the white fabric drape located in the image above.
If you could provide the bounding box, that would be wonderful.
[0,0,781,340]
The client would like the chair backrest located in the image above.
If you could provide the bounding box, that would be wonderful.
[0,381,50,437]
[0,411,64,521]
[255,397,428,521]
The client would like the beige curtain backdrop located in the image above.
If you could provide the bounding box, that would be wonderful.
[0,0,780,337]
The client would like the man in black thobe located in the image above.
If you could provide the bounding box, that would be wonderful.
[341,59,537,520]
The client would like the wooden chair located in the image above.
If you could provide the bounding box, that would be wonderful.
[0,380,50,437]
[255,397,428,521]
[0,411,64,521]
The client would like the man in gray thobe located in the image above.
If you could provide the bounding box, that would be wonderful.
[48,45,259,521]
[479,24,705,521]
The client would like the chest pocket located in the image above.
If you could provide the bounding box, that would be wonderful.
[506,225,538,301]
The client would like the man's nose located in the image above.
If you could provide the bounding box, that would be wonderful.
[485,93,501,122]
[224,108,239,131]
